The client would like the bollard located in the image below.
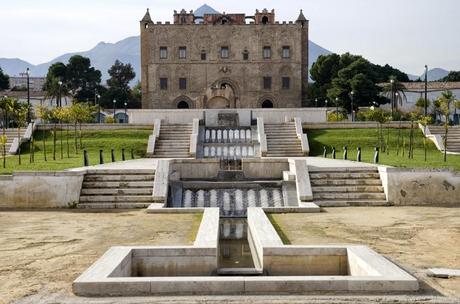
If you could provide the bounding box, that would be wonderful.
[122,148,126,161]
[99,149,104,164]
[83,150,89,166]
[111,149,115,162]
[332,147,336,159]
[374,146,379,164]
[357,147,362,162]
[131,149,134,159]
[323,146,327,158]
[343,146,348,160]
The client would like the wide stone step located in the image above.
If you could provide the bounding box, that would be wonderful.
[265,153,304,157]
[313,192,387,200]
[80,188,153,195]
[77,202,152,209]
[310,179,382,186]
[79,195,154,202]
[312,186,384,193]
[84,175,155,182]
[314,200,389,207]
[85,169,155,175]
[309,173,381,179]
[82,181,153,188]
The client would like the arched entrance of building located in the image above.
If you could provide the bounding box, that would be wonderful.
[177,100,190,109]
[262,99,274,108]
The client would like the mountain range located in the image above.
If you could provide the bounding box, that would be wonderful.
[0,4,451,84]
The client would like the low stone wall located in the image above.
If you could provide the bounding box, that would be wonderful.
[253,108,327,124]
[129,109,205,124]
[0,171,84,208]
[304,121,414,129]
[36,123,153,131]
[379,167,460,206]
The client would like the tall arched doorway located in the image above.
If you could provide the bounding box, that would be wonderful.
[262,99,274,108]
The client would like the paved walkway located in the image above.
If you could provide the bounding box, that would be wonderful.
[68,158,158,171]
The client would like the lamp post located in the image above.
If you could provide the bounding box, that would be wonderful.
[96,94,101,123]
[26,68,30,122]
[335,97,339,115]
[424,65,428,116]
[58,81,63,108]
[113,99,117,122]
[315,98,318,107]
[350,91,355,122]
[390,79,395,117]
[124,102,128,123]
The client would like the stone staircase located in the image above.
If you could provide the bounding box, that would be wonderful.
[427,126,460,153]
[78,169,155,209]
[1,128,26,154]
[152,123,192,158]
[264,122,303,157]
[309,167,388,207]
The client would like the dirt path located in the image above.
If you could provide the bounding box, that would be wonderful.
[0,210,199,304]
[270,207,460,297]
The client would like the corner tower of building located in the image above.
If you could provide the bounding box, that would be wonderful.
[140,7,309,109]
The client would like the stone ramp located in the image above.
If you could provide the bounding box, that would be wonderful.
[264,122,304,157]
[152,123,192,158]
[1,128,27,154]
[310,167,388,207]
[78,169,155,209]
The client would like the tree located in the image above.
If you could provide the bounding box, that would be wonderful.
[66,55,101,101]
[10,99,27,164]
[100,60,137,109]
[382,76,407,115]
[0,67,10,90]
[436,91,458,162]
[441,71,460,82]
[69,102,96,152]
[44,55,101,103]
[36,106,52,161]
[418,115,433,161]
[415,97,431,114]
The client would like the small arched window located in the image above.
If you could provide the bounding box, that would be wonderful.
[262,100,274,108]
[144,23,149,29]
[262,16,269,24]
[177,101,190,109]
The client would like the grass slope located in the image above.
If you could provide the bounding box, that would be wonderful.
[0,129,151,174]
[306,128,460,171]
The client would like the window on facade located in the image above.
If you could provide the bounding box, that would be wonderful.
[262,100,274,108]
[263,46,271,59]
[160,47,168,59]
[179,47,187,59]
[160,78,168,90]
[179,78,187,90]
[243,50,249,60]
[263,77,272,90]
[282,46,290,59]
[201,51,207,60]
[282,77,290,89]
[262,16,269,25]
[221,47,229,59]
[177,101,189,109]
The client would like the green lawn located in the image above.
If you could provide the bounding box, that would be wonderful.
[306,128,460,171]
[0,129,151,174]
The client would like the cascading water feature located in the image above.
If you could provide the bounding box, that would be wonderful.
[202,127,255,159]
[177,185,285,217]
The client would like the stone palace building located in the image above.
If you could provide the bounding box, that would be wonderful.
[140,8,309,109]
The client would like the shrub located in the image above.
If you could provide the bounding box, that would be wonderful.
[327,112,348,122]
[104,116,115,124]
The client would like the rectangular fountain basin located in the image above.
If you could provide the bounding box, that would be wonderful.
[74,208,418,296]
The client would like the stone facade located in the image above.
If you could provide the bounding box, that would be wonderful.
[140,8,309,109]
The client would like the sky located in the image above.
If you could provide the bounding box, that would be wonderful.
[1,0,459,75]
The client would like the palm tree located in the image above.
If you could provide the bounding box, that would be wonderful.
[382,76,407,117]
[437,90,457,162]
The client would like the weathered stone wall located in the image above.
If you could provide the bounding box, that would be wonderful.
[0,172,84,208]
[141,22,308,109]
[379,167,460,206]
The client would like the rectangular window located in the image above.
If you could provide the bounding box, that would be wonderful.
[160,47,168,59]
[201,52,207,60]
[263,77,272,90]
[263,46,271,59]
[160,78,168,90]
[243,51,249,60]
[179,78,187,90]
[179,47,187,59]
[221,47,229,59]
[282,77,290,89]
[282,46,290,59]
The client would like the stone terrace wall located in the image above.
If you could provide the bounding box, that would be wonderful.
[379,167,460,206]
